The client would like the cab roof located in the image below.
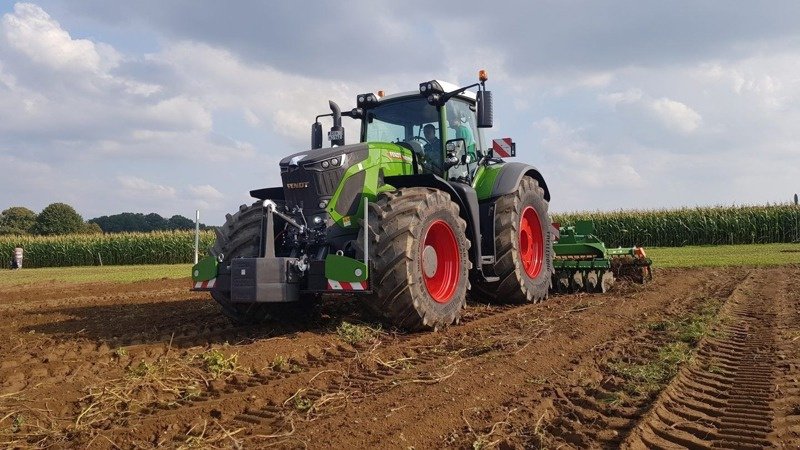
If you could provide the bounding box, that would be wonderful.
[378,80,477,103]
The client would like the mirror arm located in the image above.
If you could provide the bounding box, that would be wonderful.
[439,82,481,105]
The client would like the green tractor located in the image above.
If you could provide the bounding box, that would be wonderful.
[191,71,555,330]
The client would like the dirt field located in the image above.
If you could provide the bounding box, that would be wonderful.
[1,266,798,449]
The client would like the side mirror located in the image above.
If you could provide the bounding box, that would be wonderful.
[477,90,493,128]
[311,122,323,149]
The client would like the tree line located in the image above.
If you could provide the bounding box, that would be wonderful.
[0,203,210,236]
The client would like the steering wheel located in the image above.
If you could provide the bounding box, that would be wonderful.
[407,136,429,146]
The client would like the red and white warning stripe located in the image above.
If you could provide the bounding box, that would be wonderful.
[193,278,216,289]
[326,280,368,291]
[492,138,515,158]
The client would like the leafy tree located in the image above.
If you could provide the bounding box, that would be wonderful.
[91,212,147,233]
[0,206,37,233]
[33,203,85,235]
[168,215,195,230]
[144,213,168,231]
[82,222,103,234]
[90,212,204,232]
[0,225,28,235]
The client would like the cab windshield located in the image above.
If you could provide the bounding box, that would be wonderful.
[364,97,438,143]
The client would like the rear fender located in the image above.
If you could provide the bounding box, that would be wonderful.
[490,162,550,201]
[476,162,550,274]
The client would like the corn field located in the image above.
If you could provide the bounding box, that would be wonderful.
[553,204,800,248]
[0,231,216,268]
[2,204,799,268]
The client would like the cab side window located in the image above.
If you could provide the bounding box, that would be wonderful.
[448,99,482,157]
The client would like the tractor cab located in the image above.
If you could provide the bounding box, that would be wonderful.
[310,73,494,187]
[359,81,486,184]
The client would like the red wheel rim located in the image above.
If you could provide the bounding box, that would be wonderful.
[519,207,543,278]
[422,220,460,303]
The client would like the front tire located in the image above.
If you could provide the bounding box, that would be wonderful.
[364,188,470,331]
[210,202,274,325]
[473,176,553,303]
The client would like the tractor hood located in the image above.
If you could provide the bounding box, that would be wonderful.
[279,143,370,218]
[279,143,369,169]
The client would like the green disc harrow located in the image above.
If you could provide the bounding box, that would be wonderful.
[552,220,652,293]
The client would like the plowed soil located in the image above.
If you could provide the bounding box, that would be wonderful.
[1,267,798,449]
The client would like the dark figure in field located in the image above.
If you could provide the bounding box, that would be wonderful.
[12,247,22,269]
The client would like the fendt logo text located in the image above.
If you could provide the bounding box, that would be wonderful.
[286,182,310,189]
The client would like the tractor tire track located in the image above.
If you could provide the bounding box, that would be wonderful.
[623,268,797,449]
[531,269,747,449]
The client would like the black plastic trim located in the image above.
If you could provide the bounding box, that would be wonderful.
[250,187,285,200]
[491,162,551,202]
[334,170,366,217]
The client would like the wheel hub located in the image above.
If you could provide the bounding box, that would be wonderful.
[422,245,438,278]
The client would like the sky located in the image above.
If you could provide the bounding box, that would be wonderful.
[1,1,799,225]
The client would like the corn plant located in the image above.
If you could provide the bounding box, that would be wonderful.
[0,231,216,268]
[553,203,800,248]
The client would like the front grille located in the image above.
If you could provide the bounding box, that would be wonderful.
[281,166,345,212]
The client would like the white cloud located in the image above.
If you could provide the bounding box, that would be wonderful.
[151,41,365,147]
[186,184,226,212]
[649,97,702,134]
[2,3,113,73]
[0,2,257,169]
[535,117,644,190]
[117,175,177,200]
[188,184,224,200]
[597,87,702,134]
[598,88,643,107]
[147,97,212,132]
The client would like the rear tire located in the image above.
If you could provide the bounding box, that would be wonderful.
[210,202,274,325]
[363,188,470,331]
[473,176,553,303]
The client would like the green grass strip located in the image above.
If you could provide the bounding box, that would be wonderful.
[0,264,192,287]
[648,242,800,268]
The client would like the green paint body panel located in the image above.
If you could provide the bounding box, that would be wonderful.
[554,221,608,257]
[606,247,638,256]
[192,256,218,282]
[326,142,414,229]
[472,164,504,200]
[554,243,607,258]
[324,254,368,281]
[553,220,611,270]
[554,259,611,270]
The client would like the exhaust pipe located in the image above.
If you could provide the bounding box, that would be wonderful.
[328,101,345,146]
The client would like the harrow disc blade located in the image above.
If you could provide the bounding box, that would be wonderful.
[557,272,570,293]
[586,270,599,292]
[572,271,584,291]
[601,271,615,293]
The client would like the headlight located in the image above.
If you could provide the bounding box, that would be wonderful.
[304,154,346,171]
